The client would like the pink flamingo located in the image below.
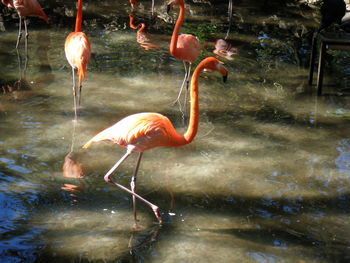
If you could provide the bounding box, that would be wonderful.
[82,57,228,223]
[167,0,200,106]
[1,0,48,50]
[129,0,155,15]
[64,0,91,120]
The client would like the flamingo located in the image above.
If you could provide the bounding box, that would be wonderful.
[129,14,157,50]
[129,0,136,9]
[82,57,228,223]
[1,0,49,50]
[167,0,200,107]
[129,0,155,15]
[64,0,91,120]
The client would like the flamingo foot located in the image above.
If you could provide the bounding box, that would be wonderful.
[151,205,162,223]
[171,97,180,106]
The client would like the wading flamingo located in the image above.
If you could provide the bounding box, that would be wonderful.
[1,0,48,50]
[82,57,228,223]
[167,0,200,106]
[129,14,157,50]
[129,0,155,15]
[129,0,136,9]
[64,0,91,120]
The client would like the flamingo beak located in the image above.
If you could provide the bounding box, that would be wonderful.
[217,63,228,83]
[167,1,174,14]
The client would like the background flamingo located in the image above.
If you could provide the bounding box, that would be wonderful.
[129,0,155,15]
[64,0,91,120]
[82,57,228,223]
[1,0,48,50]
[167,0,200,107]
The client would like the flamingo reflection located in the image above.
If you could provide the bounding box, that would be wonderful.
[212,0,238,61]
[213,39,238,61]
[1,50,30,99]
[129,14,157,51]
[62,121,84,202]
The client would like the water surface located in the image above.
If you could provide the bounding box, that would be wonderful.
[1,0,350,262]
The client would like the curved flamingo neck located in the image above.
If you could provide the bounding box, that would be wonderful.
[75,0,83,32]
[139,23,146,33]
[170,2,185,57]
[182,60,205,143]
[129,15,137,29]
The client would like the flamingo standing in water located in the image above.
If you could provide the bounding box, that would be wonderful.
[129,0,155,15]
[167,0,200,106]
[64,0,91,120]
[1,0,48,50]
[82,57,228,223]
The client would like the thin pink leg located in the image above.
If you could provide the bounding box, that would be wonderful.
[104,151,162,223]
[16,16,22,49]
[131,152,143,222]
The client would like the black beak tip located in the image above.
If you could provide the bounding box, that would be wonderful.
[223,75,228,83]
[167,4,171,14]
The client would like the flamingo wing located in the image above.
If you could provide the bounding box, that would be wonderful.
[83,113,184,152]
[13,0,48,23]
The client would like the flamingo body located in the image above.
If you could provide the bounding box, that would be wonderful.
[83,57,228,222]
[84,112,186,152]
[173,34,199,62]
[65,32,91,87]
[2,0,48,23]
[64,0,90,119]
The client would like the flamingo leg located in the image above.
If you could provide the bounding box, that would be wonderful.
[130,152,143,222]
[71,67,78,120]
[183,62,192,121]
[78,84,82,107]
[185,62,191,92]
[151,0,155,16]
[104,151,162,223]
[24,18,28,54]
[172,61,189,106]
[225,0,233,39]
[16,16,22,49]
[16,49,22,80]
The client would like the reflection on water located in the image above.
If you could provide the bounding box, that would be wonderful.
[129,14,158,50]
[0,0,350,262]
[213,39,238,60]
[336,139,350,176]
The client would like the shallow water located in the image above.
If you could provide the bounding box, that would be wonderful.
[1,0,350,262]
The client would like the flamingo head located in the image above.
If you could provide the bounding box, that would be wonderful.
[202,57,228,83]
[167,0,184,13]
[129,0,136,9]
[1,0,12,8]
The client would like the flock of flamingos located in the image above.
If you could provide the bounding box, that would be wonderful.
[1,0,230,223]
